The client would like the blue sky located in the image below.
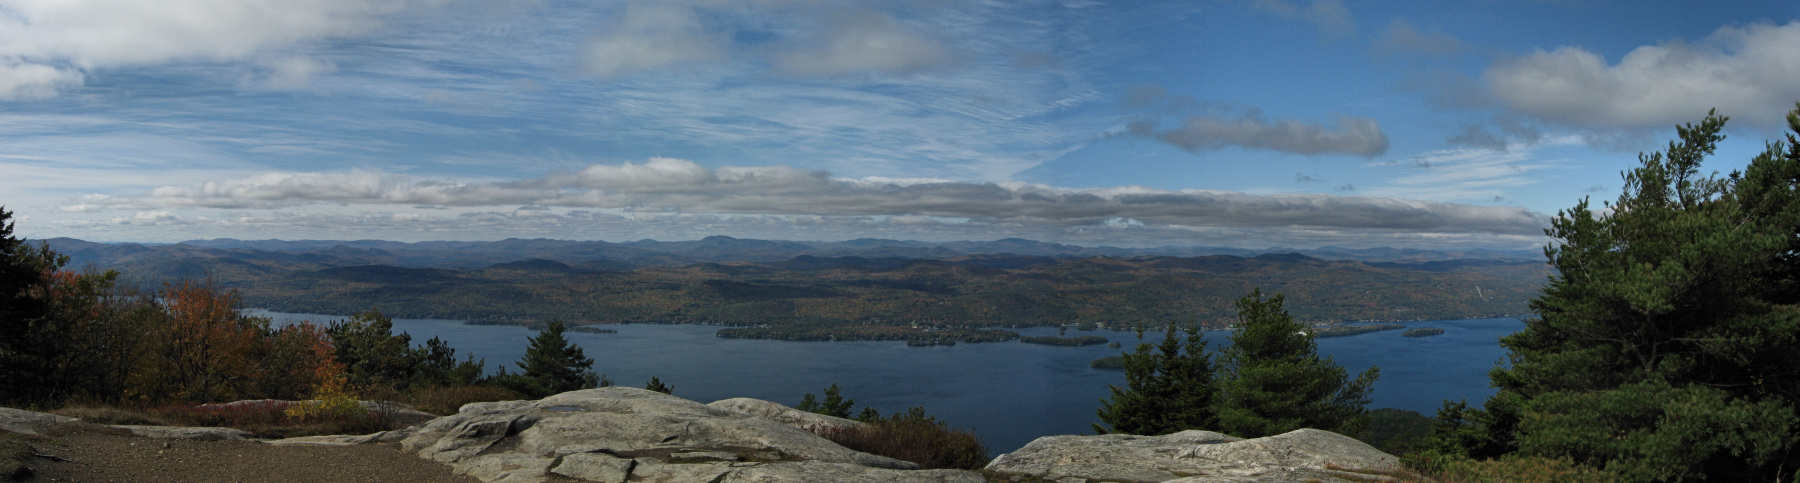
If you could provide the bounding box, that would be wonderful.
[3,0,1797,249]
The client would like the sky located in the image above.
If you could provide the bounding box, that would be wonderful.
[3,0,1798,249]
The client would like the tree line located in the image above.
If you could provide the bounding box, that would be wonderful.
[0,215,612,410]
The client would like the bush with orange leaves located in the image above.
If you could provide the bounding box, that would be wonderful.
[122,280,271,403]
[284,326,367,422]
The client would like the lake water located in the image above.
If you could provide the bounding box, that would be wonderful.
[246,310,1521,454]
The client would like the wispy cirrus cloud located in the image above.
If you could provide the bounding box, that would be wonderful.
[1250,0,1355,40]
[580,3,727,79]
[774,9,959,76]
[1365,135,1580,203]
[1372,18,1463,59]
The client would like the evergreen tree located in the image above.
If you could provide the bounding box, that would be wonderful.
[1214,289,1378,438]
[1427,108,1800,481]
[412,336,487,387]
[644,376,672,395]
[500,319,601,398]
[796,383,856,418]
[1093,325,1216,435]
[0,207,68,405]
[327,308,418,391]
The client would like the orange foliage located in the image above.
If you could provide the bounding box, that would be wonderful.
[134,280,266,403]
[303,323,349,397]
[253,322,338,400]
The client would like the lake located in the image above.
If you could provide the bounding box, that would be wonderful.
[245,310,1521,454]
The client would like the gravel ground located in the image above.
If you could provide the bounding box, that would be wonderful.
[11,425,478,482]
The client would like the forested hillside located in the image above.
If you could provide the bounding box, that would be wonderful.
[59,247,1546,328]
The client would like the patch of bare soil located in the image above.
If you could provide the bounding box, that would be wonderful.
[11,425,477,482]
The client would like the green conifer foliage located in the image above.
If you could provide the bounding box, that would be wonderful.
[644,376,673,395]
[1214,289,1378,438]
[797,383,856,418]
[1459,108,1800,481]
[501,319,601,398]
[0,207,69,405]
[327,308,418,391]
[413,336,487,387]
[1093,325,1217,435]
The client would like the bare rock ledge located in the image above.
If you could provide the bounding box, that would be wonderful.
[984,428,1400,482]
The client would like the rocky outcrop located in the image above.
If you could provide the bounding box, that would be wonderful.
[5,391,1405,483]
[706,397,864,433]
[396,387,984,483]
[0,408,75,436]
[984,428,1399,483]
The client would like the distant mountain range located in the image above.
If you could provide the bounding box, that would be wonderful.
[46,236,1543,276]
[38,236,1551,329]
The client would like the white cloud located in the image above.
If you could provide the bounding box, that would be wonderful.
[1132,112,1390,157]
[0,0,419,98]
[1484,21,1800,130]
[580,4,726,79]
[0,62,84,100]
[83,158,1548,236]
[774,9,958,76]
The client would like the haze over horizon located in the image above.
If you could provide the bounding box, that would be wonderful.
[4,1,1797,249]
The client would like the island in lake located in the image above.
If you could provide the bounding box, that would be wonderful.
[1402,327,1446,337]
[1313,324,1407,338]
[1019,335,1109,347]
[716,326,1019,343]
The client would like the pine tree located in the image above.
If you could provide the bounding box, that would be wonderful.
[500,319,601,398]
[413,336,486,387]
[1428,108,1800,481]
[644,376,672,395]
[1214,289,1377,438]
[1093,325,1216,435]
[796,383,856,418]
[0,206,66,405]
[327,308,417,391]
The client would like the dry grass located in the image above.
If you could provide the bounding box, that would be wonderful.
[51,401,395,440]
[403,385,522,416]
[813,417,989,470]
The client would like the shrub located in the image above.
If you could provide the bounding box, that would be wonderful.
[814,408,989,470]
[149,400,297,429]
[405,385,522,415]
[1357,408,1432,455]
[1405,455,1621,483]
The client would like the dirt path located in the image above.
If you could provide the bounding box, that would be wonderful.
[13,425,478,482]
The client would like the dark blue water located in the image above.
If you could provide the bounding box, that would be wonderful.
[246,310,1521,454]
